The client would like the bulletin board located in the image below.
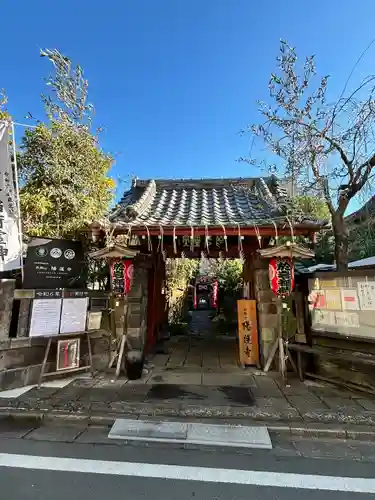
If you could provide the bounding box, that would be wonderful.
[308,272,375,341]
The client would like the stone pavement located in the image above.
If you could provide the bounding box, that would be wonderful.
[151,335,239,372]
[2,370,375,434]
[3,416,375,462]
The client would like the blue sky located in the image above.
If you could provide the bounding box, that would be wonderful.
[2,0,375,206]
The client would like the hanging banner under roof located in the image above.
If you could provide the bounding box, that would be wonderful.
[0,122,22,271]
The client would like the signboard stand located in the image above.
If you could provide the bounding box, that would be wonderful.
[38,331,94,388]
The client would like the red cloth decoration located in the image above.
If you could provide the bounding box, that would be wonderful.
[212,280,218,309]
[123,259,134,294]
[269,257,295,297]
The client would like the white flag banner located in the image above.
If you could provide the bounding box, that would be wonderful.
[0,122,22,271]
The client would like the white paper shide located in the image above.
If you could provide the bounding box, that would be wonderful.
[0,122,22,271]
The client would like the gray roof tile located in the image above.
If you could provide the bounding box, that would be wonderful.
[110,176,321,228]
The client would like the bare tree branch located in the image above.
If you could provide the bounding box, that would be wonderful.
[248,40,375,270]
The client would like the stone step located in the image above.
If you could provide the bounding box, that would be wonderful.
[108,418,272,449]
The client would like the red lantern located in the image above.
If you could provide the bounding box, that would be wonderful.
[110,259,134,295]
[269,257,295,297]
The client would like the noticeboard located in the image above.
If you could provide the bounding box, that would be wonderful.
[309,274,375,340]
[59,297,88,334]
[23,238,86,289]
[28,296,89,337]
[29,299,62,337]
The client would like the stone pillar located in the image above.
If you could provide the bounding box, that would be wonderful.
[17,299,32,337]
[0,280,16,340]
[253,256,278,367]
[126,263,149,348]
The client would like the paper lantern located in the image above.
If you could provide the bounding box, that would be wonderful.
[269,257,295,297]
[111,259,134,294]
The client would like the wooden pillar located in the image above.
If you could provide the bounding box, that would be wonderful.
[146,255,157,352]
[242,238,257,299]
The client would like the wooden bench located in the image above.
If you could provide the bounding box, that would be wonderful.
[286,342,375,383]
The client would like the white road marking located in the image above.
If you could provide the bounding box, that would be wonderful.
[0,453,373,493]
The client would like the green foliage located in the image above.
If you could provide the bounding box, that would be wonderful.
[166,259,199,325]
[18,50,115,238]
[292,195,330,221]
[278,195,334,264]
[348,221,375,261]
[166,258,199,291]
[40,49,93,126]
[293,195,334,264]
[212,259,243,295]
[19,121,114,238]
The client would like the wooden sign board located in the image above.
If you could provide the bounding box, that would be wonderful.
[237,299,259,367]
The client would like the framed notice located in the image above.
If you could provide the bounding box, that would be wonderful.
[237,299,259,366]
[325,289,342,310]
[29,299,62,337]
[56,338,80,371]
[312,309,335,326]
[357,281,375,311]
[334,311,360,329]
[59,298,88,334]
[87,311,102,330]
[341,289,359,310]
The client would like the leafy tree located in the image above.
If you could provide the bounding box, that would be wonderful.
[293,195,334,263]
[292,195,330,221]
[250,40,375,270]
[166,258,199,325]
[18,49,115,238]
[209,259,243,295]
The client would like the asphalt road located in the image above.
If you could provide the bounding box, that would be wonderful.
[0,424,375,499]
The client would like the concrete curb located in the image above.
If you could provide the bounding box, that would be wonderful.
[3,409,375,441]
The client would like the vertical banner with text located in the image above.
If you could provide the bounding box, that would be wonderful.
[0,122,21,271]
[237,299,259,366]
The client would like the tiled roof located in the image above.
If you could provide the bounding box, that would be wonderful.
[346,195,375,225]
[109,176,322,229]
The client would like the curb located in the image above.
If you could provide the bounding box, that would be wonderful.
[2,409,375,441]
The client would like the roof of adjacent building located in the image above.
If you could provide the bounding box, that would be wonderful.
[109,176,325,229]
[346,195,375,225]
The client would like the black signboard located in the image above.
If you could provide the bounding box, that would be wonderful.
[23,238,86,290]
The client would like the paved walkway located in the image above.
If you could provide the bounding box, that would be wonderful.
[2,369,375,432]
[150,335,239,375]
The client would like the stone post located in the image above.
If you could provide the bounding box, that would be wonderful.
[0,279,16,340]
[253,256,278,367]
